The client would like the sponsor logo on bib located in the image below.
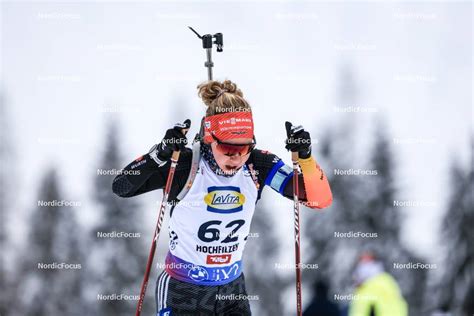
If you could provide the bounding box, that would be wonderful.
[204,186,245,213]
[188,265,209,281]
[207,254,232,265]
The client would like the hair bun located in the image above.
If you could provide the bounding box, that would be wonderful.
[197,80,243,107]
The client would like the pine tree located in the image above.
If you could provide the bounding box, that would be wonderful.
[302,65,428,314]
[303,122,428,314]
[90,119,147,315]
[435,143,473,315]
[302,122,367,303]
[302,64,366,308]
[361,124,427,315]
[15,168,85,315]
[244,199,289,316]
[0,93,12,315]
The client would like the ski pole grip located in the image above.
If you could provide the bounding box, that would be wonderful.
[292,151,299,163]
[171,151,180,161]
[171,127,190,161]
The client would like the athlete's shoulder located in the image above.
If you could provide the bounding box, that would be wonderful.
[248,148,281,167]
[248,148,292,193]
[246,148,283,184]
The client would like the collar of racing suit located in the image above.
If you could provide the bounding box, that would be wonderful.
[200,143,234,178]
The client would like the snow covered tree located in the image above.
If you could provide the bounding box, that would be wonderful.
[301,65,427,314]
[302,121,366,308]
[0,93,13,315]
[360,124,427,315]
[14,168,85,315]
[89,119,147,315]
[303,121,427,314]
[302,64,369,310]
[435,143,473,315]
[244,199,289,316]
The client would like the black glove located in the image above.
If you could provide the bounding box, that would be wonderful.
[149,119,191,166]
[285,121,312,159]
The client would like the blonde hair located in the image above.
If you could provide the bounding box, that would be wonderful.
[197,80,251,116]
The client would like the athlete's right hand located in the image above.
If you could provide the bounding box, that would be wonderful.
[149,119,191,165]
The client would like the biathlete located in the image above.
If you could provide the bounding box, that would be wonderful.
[113,79,333,315]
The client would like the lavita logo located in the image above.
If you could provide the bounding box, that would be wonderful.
[204,186,245,213]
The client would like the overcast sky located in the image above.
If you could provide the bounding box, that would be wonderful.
[2,1,472,268]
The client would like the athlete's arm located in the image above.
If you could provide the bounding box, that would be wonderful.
[250,149,332,209]
[112,149,192,198]
[112,119,192,198]
[283,121,332,209]
[290,155,332,209]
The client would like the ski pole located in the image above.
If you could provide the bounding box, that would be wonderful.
[291,151,303,316]
[135,149,182,316]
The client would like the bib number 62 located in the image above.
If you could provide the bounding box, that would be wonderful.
[197,220,245,243]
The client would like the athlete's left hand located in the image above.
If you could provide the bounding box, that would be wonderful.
[285,121,312,159]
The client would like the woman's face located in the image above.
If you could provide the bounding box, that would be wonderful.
[210,138,253,176]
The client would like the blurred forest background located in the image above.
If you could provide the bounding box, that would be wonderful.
[1,1,472,316]
[1,76,472,315]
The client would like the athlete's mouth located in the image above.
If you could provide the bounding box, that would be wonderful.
[224,165,240,174]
